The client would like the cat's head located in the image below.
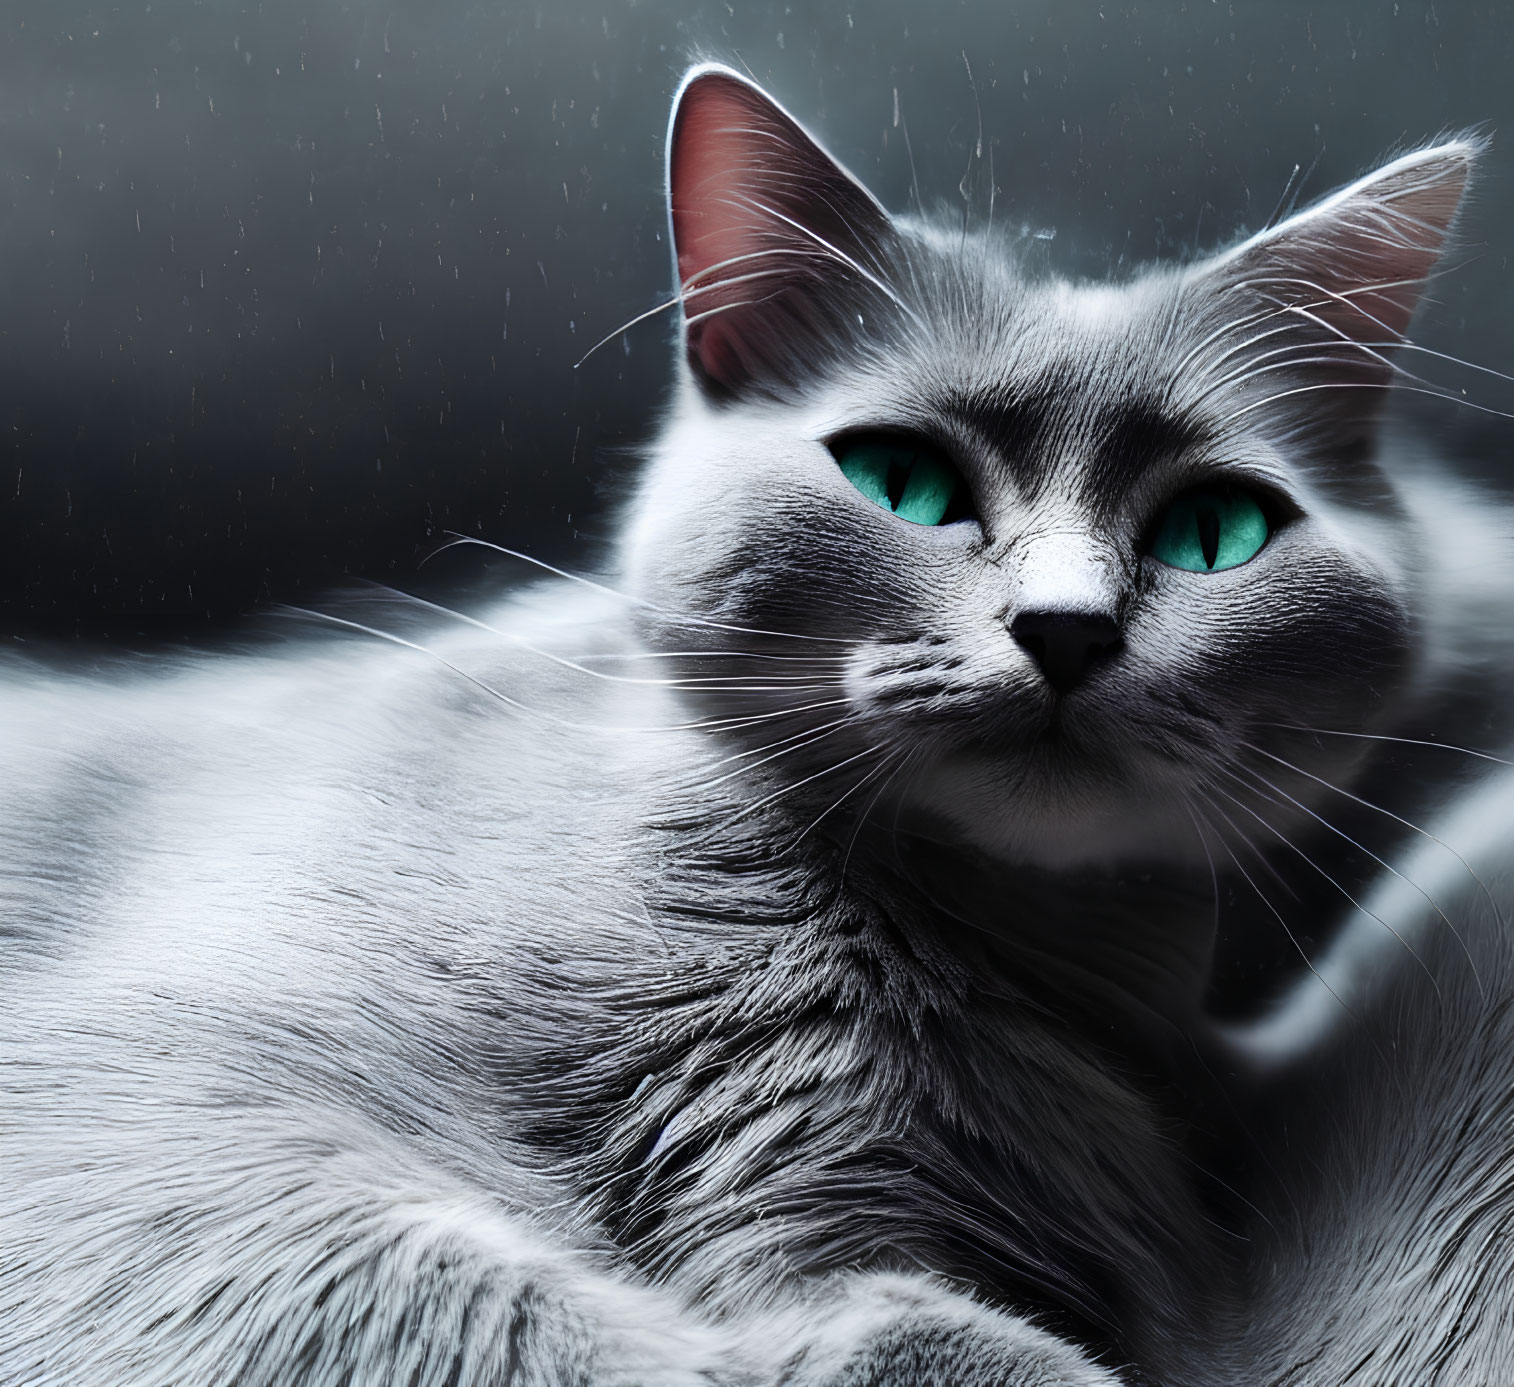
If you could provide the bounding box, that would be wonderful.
[624,64,1477,869]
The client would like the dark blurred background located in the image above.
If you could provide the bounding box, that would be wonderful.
[3,0,1512,638]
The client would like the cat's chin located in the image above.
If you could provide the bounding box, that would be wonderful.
[903,757,1212,872]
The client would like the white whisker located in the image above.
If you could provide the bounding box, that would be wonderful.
[1208,351,1418,397]
[573,256,816,369]
[1256,723,1511,767]
[676,718,856,795]
[781,748,903,855]
[721,190,928,333]
[1216,380,1514,426]
[428,535,854,645]
[564,648,849,667]
[349,586,841,694]
[842,746,920,884]
[687,742,890,847]
[1207,769,1439,991]
[283,607,855,738]
[1168,302,1294,387]
[1240,742,1495,993]
[1191,786,1371,1031]
[684,292,785,330]
[1178,795,1221,939]
[1173,275,1415,388]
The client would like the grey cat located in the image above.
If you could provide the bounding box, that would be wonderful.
[4,62,1513,1386]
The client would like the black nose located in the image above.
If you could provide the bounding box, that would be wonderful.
[1010,610,1123,695]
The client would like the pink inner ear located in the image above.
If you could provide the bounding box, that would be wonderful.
[1238,144,1475,346]
[669,83,776,298]
[1315,172,1467,342]
[667,74,818,389]
[664,67,895,393]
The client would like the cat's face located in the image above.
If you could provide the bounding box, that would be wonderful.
[626,65,1474,869]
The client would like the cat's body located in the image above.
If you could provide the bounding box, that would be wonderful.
[3,63,1513,1386]
[0,598,1208,1385]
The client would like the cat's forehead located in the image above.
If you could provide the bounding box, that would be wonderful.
[860,254,1224,505]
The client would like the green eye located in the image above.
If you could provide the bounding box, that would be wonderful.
[833,436,970,527]
[1149,489,1270,573]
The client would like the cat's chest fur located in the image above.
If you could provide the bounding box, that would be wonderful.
[472,737,1235,1365]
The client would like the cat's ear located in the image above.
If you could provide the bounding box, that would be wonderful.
[1198,140,1479,422]
[667,64,901,398]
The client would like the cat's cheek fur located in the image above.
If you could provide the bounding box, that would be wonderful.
[1141,551,1414,718]
[623,407,857,633]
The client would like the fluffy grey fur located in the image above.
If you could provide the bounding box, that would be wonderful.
[3,63,1513,1385]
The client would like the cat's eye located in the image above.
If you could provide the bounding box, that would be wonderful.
[1148,488,1270,573]
[832,436,971,527]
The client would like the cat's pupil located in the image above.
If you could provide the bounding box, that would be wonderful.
[1150,489,1269,573]
[834,437,968,527]
[1197,508,1221,569]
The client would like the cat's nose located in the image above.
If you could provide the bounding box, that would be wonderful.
[1010,610,1123,695]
